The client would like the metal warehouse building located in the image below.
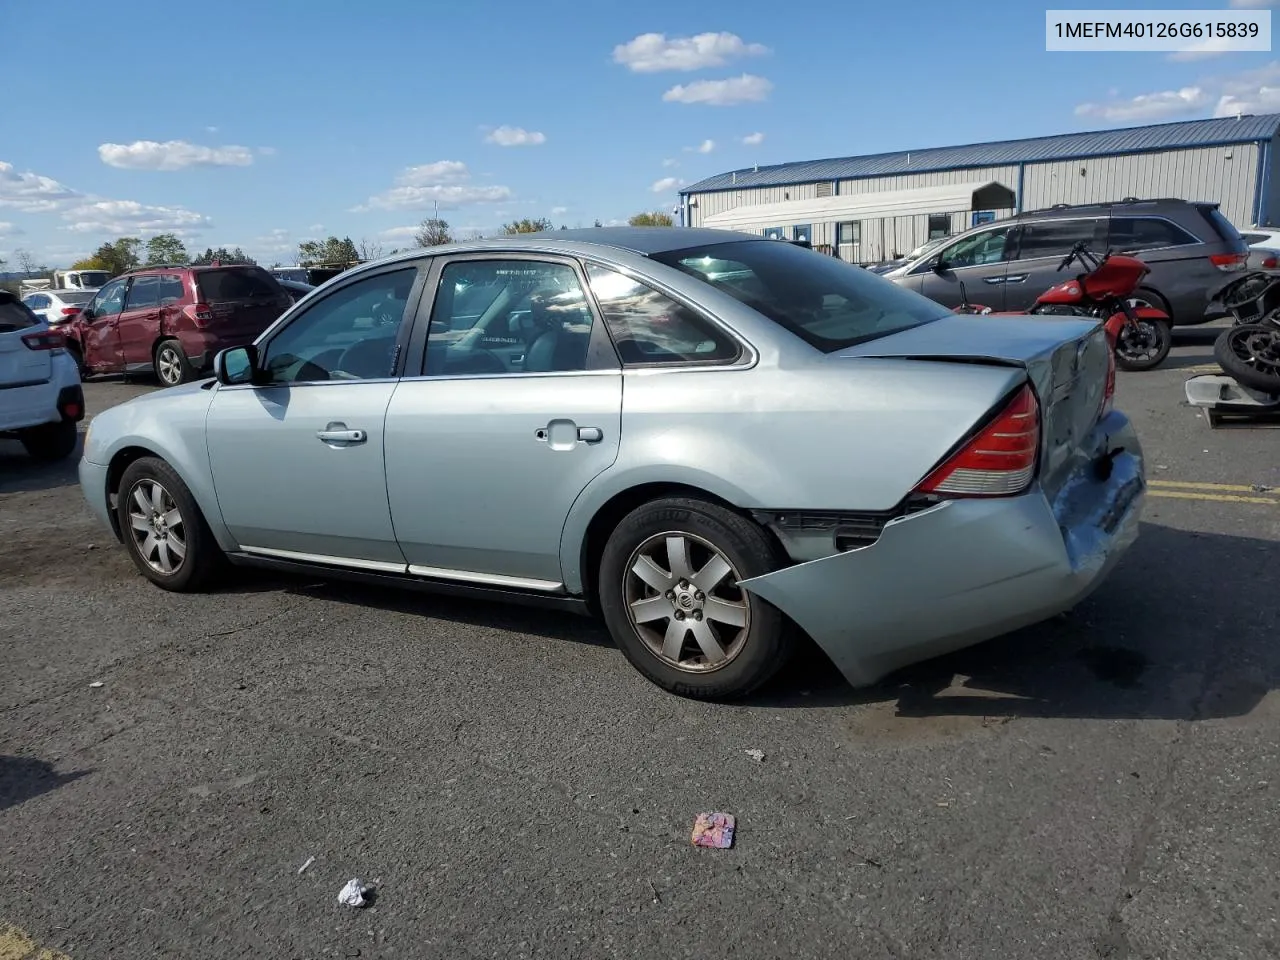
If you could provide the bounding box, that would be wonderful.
[678,114,1280,264]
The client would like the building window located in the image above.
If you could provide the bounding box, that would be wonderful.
[792,224,812,244]
[815,182,834,198]
[837,221,861,245]
[763,227,784,240]
[928,214,951,239]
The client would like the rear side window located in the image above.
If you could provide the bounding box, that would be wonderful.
[1201,206,1245,243]
[1108,217,1199,251]
[0,298,40,333]
[196,267,283,302]
[158,274,186,305]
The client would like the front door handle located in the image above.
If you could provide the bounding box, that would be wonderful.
[1005,274,1028,283]
[983,277,1006,284]
[317,424,366,443]
[577,426,603,443]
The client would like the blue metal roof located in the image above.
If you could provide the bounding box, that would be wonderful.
[681,114,1280,194]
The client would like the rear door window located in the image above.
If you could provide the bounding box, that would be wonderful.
[157,274,187,306]
[196,267,283,302]
[124,275,161,310]
[1012,218,1107,261]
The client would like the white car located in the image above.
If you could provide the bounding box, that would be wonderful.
[21,288,97,326]
[0,291,85,461]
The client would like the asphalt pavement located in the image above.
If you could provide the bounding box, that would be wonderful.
[2,326,1278,959]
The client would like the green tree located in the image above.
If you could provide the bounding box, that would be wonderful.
[414,218,452,247]
[78,238,141,276]
[190,246,255,266]
[297,235,360,267]
[145,233,190,266]
[501,217,553,235]
[628,211,674,227]
[70,255,110,271]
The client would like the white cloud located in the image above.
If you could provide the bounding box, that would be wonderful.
[380,225,423,241]
[1074,86,1208,123]
[0,222,22,236]
[651,177,685,193]
[0,161,82,212]
[662,157,679,167]
[61,199,211,236]
[1074,61,1280,123]
[353,160,513,212]
[308,223,325,232]
[484,125,547,146]
[205,126,219,133]
[551,206,568,215]
[684,139,715,153]
[613,31,769,72]
[742,131,765,145]
[662,74,773,106]
[97,139,255,170]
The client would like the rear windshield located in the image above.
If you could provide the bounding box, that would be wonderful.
[57,291,95,305]
[648,239,946,352]
[196,267,284,302]
[1201,206,1245,243]
[0,298,40,333]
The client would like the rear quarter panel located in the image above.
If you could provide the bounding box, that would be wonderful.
[558,358,1024,593]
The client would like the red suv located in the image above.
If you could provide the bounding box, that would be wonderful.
[66,263,292,386]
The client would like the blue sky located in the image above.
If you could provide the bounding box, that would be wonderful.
[1,0,1277,267]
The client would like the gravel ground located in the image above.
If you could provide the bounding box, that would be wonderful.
[2,328,1278,959]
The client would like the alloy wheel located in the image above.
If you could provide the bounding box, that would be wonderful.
[157,346,183,385]
[1224,325,1280,377]
[622,532,751,673]
[126,479,188,575]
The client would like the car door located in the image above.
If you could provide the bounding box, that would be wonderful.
[204,263,426,567]
[1001,216,1109,310]
[383,254,623,587]
[117,274,162,368]
[909,225,1015,310]
[80,277,128,370]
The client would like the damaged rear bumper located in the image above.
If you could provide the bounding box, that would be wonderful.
[739,411,1145,689]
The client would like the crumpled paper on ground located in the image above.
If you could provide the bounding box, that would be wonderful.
[338,878,372,907]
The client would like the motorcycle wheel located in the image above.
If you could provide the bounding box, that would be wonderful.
[1113,316,1172,371]
[1213,323,1280,395]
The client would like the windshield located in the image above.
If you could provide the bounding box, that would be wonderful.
[648,239,947,352]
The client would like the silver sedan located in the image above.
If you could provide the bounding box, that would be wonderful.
[78,227,1145,700]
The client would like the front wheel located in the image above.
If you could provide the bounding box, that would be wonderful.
[1214,324,1280,395]
[116,457,225,591]
[597,497,794,700]
[1114,316,1172,371]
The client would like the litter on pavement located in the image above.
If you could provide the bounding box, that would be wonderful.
[338,878,372,907]
[691,812,735,848]
[744,749,765,762]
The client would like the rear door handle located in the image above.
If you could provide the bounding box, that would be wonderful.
[982,277,1006,284]
[577,426,603,443]
[1005,274,1028,283]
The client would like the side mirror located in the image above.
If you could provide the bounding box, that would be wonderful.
[213,344,259,385]
[80,307,95,321]
[932,258,950,275]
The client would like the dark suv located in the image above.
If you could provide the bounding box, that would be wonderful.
[886,198,1249,325]
[67,263,292,386]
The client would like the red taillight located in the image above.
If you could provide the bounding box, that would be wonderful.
[62,402,81,418]
[60,306,81,316]
[1264,256,1278,269]
[1210,253,1248,272]
[183,302,213,327]
[915,384,1041,498]
[21,330,65,351]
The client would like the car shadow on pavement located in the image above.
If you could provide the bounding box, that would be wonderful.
[0,756,91,812]
[0,436,84,495]
[753,520,1277,724]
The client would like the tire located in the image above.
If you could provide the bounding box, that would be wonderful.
[1114,315,1172,371]
[154,339,194,387]
[597,496,794,700]
[1127,287,1171,320]
[19,419,78,461]
[1213,324,1280,395]
[116,456,225,591]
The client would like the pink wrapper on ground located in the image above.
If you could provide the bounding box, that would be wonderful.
[691,812,735,848]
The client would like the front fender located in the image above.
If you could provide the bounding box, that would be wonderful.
[83,386,236,551]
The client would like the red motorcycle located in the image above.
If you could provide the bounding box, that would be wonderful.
[951,241,1173,371]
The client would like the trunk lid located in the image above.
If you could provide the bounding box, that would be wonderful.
[833,314,1113,502]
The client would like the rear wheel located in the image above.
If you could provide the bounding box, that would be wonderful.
[597,496,794,700]
[19,420,78,461]
[1214,323,1280,395]
[154,339,194,387]
[116,456,225,591]
[65,341,85,378]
